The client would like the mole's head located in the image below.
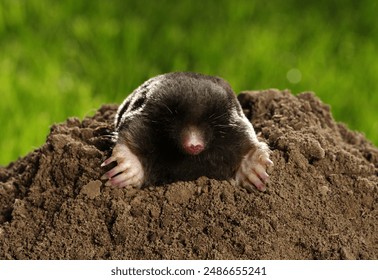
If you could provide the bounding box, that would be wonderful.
[140,72,243,157]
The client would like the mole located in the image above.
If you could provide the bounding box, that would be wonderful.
[101,72,273,191]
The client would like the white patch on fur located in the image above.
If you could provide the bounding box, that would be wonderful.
[115,75,165,128]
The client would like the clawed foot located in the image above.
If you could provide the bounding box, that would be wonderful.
[235,143,273,192]
[101,143,144,188]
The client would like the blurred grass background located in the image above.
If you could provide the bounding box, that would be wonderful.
[0,0,377,166]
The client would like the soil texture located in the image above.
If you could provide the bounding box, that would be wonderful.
[1,89,377,259]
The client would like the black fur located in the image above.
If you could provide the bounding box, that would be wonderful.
[116,72,253,186]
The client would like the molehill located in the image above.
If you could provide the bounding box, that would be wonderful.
[0,89,377,259]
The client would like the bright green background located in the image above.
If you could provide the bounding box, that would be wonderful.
[1,0,377,166]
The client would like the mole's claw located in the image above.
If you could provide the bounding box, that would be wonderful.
[235,143,272,191]
[101,156,117,167]
[106,162,131,178]
[254,164,269,181]
[101,143,145,188]
[266,158,274,166]
[248,172,266,192]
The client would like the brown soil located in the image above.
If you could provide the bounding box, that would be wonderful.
[0,89,377,260]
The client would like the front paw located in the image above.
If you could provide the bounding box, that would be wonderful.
[101,143,144,188]
[235,143,273,192]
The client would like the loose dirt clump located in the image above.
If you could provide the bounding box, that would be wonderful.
[0,89,377,259]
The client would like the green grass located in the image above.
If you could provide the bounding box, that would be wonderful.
[1,0,377,165]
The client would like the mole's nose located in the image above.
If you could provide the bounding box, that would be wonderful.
[185,143,204,155]
[181,125,205,155]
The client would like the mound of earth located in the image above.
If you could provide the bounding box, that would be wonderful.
[0,89,377,260]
